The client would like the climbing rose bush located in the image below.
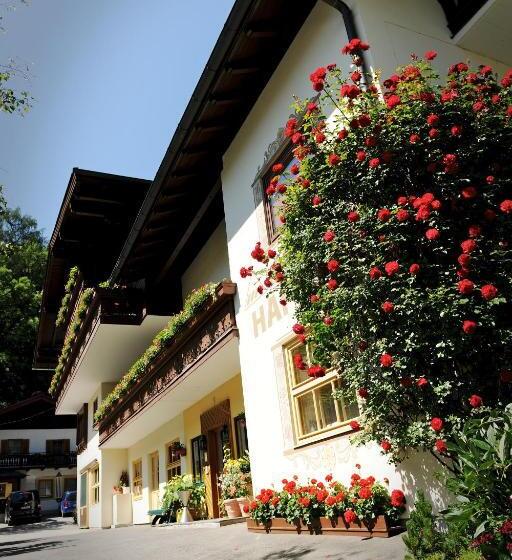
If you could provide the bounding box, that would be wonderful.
[242,42,512,463]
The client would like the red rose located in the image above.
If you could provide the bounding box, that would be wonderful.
[431,199,442,210]
[349,420,360,431]
[347,211,360,222]
[481,284,498,300]
[341,37,370,55]
[397,196,408,206]
[351,70,362,82]
[468,394,483,408]
[435,440,447,454]
[328,153,341,166]
[380,439,391,452]
[312,195,322,206]
[356,150,367,162]
[461,239,477,253]
[457,279,474,294]
[461,186,477,199]
[290,164,299,175]
[385,261,399,276]
[377,208,391,222]
[325,474,333,482]
[344,509,358,524]
[451,125,462,136]
[424,50,437,60]
[416,377,428,388]
[425,228,440,240]
[430,417,444,432]
[365,135,377,147]
[396,209,409,222]
[272,163,284,174]
[458,254,471,267]
[239,266,252,278]
[337,129,348,140]
[358,387,368,398]
[473,100,486,112]
[381,301,394,313]
[323,316,333,326]
[462,320,478,334]
[409,263,420,275]
[369,157,380,168]
[468,225,481,238]
[427,114,440,126]
[416,205,430,221]
[256,285,263,294]
[428,128,439,139]
[267,249,276,259]
[323,230,335,242]
[308,365,326,378]
[358,114,371,127]
[310,294,320,303]
[369,267,382,280]
[340,84,361,99]
[380,353,393,367]
[500,199,512,213]
[326,278,338,291]
[292,324,305,335]
[327,259,339,272]
[386,94,401,109]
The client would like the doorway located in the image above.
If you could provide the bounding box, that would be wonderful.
[149,452,160,510]
[79,471,88,528]
[200,400,233,518]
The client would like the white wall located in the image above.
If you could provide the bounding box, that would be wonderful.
[350,0,509,78]
[0,428,76,453]
[181,220,230,300]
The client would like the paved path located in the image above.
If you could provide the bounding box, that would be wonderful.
[0,516,406,559]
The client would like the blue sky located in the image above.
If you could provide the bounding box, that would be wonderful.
[0,0,234,236]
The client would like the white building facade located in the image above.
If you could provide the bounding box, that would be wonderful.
[36,0,511,528]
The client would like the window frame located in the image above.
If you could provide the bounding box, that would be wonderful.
[191,436,206,481]
[132,459,142,499]
[90,465,100,505]
[46,439,70,455]
[234,414,249,458]
[37,478,54,499]
[283,339,360,447]
[165,440,182,481]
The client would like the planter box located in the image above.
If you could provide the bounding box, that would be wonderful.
[246,515,401,538]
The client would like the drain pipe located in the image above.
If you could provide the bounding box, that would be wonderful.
[321,0,371,82]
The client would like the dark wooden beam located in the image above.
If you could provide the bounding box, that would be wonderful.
[225,58,262,74]
[155,181,222,285]
[74,195,124,206]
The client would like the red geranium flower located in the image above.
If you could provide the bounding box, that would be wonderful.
[425,50,437,60]
[326,278,338,290]
[458,279,474,294]
[327,259,339,272]
[386,94,401,109]
[416,377,428,388]
[377,208,391,222]
[435,440,447,454]
[292,324,305,335]
[369,157,380,168]
[381,301,394,313]
[369,267,382,280]
[358,387,368,398]
[461,239,477,253]
[350,420,360,431]
[359,487,372,499]
[328,153,341,166]
[390,489,405,507]
[409,263,420,275]
[396,209,410,222]
[425,228,440,240]
[344,509,358,524]
[500,199,512,213]
[380,439,391,452]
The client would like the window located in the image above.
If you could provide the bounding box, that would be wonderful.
[132,459,142,498]
[90,465,100,504]
[46,439,70,455]
[38,478,54,498]
[191,436,206,481]
[64,477,77,492]
[234,414,249,458]
[1,439,28,455]
[92,398,98,430]
[166,440,181,481]
[284,341,360,444]
[262,152,297,241]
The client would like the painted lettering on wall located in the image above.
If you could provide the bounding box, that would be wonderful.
[251,294,289,337]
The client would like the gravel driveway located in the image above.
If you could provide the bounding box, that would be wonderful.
[0,516,406,559]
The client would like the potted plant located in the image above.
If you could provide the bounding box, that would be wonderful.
[119,470,130,494]
[219,448,252,518]
[171,441,186,457]
[161,474,206,523]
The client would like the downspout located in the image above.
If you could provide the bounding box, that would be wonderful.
[321,0,371,82]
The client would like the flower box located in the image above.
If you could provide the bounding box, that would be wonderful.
[246,515,401,537]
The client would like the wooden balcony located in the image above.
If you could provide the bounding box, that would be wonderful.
[98,282,238,445]
[0,452,77,471]
[54,287,145,408]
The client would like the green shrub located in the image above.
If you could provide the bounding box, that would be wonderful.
[403,491,444,560]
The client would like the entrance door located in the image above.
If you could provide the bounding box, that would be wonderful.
[149,452,160,510]
[79,472,88,528]
[200,400,233,519]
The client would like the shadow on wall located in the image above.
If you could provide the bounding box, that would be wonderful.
[397,450,453,513]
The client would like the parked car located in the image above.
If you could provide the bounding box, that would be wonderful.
[4,490,41,526]
[59,490,76,517]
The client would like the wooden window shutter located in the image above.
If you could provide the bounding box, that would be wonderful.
[63,439,70,454]
[1,440,7,454]
[21,439,29,454]
[46,440,52,454]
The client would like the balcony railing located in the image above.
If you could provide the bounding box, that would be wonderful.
[54,287,145,407]
[0,452,77,470]
[99,281,238,445]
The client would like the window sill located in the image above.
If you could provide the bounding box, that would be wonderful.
[284,422,357,454]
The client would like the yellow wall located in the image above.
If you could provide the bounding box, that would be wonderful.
[183,373,244,473]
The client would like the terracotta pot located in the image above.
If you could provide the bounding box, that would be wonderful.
[112,487,122,495]
[236,497,250,518]
[224,498,242,518]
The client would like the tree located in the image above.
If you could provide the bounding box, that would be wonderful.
[0,207,47,406]
[241,42,512,464]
